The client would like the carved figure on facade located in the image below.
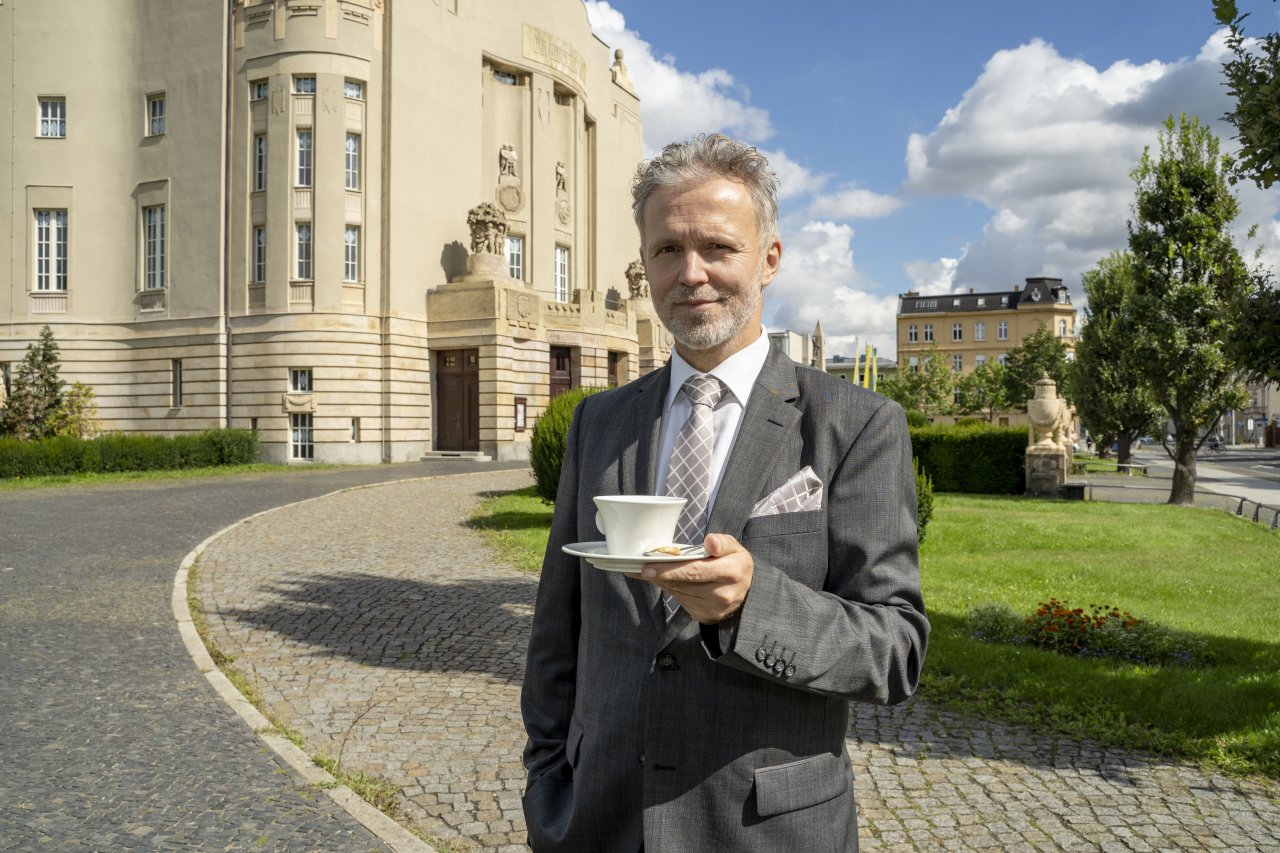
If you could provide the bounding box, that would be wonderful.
[499,143,519,178]
[625,259,649,299]
[556,161,568,194]
[467,202,509,256]
[610,48,634,91]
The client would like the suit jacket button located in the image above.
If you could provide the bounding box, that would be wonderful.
[639,752,646,765]
[784,664,796,678]
[772,659,785,675]
[655,653,679,671]
[764,654,776,668]
[755,647,767,662]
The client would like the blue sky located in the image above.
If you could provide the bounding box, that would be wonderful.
[586,0,1280,357]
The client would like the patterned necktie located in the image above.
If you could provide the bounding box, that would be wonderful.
[661,374,727,621]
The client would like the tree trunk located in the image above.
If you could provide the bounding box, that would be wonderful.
[1117,434,1133,466]
[1169,439,1197,505]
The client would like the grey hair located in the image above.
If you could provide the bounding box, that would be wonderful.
[631,133,779,251]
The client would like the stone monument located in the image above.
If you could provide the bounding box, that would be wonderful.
[1025,374,1069,497]
[461,202,513,281]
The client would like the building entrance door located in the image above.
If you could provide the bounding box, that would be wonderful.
[436,349,479,451]
[549,346,573,399]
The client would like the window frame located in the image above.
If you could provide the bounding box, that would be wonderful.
[997,320,1009,340]
[344,226,360,283]
[250,79,269,101]
[38,97,66,138]
[975,321,986,341]
[344,133,361,191]
[34,208,69,292]
[343,79,364,100]
[253,134,267,192]
[252,225,267,284]
[554,245,570,303]
[290,367,313,393]
[907,323,917,343]
[293,75,316,95]
[952,354,963,372]
[923,323,934,343]
[505,235,524,281]
[295,222,313,280]
[290,412,314,460]
[146,93,166,137]
[143,205,167,291]
[952,322,963,341]
[295,129,313,187]
[170,359,183,408]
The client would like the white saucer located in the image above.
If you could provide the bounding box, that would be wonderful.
[562,541,705,573]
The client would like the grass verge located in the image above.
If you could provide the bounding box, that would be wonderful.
[0,462,345,491]
[472,488,1280,779]
[185,558,405,819]
[468,485,554,573]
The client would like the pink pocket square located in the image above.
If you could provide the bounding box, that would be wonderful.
[750,466,823,517]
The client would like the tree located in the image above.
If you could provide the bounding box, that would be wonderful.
[1213,0,1280,189]
[877,346,954,420]
[47,382,100,439]
[1066,252,1163,466]
[1127,114,1251,505]
[1002,324,1070,410]
[0,325,65,440]
[955,361,1010,423]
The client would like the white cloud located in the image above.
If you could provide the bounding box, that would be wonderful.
[765,221,899,356]
[585,2,772,152]
[807,183,904,220]
[760,148,828,200]
[904,256,960,296]
[902,33,1280,295]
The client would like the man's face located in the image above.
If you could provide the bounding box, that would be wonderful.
[641,177,782,369]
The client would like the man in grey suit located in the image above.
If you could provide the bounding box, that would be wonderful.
[521,134,929,852]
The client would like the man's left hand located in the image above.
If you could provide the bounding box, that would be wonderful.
[629,533,753,624]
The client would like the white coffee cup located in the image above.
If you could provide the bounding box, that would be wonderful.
[593,495,686,556]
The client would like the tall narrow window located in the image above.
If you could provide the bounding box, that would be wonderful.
[143,205,166,290]
[295,223,312,279]
[253,134,267,192]
[170,359,183,407]
[975,321,986,341]
[952,354,963,372]
[147,93,166,136]
[506,235,524,281]
[34,209,69,292]
[554,245,570,303]
[344,226,360,282]
[293,76,316,94]
[39,98,66,138]
[907,324,917,343]
[296,130,313,187]
[952,322,963,341]
[923,323,934,343]
[290,413,314,459]
[997,320,1008,340]
[1059,319,1068,336]
[344,133,360,190]
[252,226,267,283]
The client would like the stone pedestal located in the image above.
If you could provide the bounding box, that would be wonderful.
[1026,443,1066,497]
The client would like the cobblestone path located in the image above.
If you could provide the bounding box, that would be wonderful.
[195,470,1280,852]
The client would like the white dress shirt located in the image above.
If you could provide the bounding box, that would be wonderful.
[654,331,771,512]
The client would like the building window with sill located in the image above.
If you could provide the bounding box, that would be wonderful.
[147,93,166,136]
[39,97,66,138]
[34,209,69,292]
[143,205,166,290]
[554,245,570,303]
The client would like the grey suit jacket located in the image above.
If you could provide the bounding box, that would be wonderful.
[521,347,929,852]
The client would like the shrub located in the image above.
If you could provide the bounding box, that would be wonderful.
[530,387,605,502]
[914,457,934,545]
[964,598,1213,667]
[910,424,1025,494]
[0,428,259,478]
[904,409,930,429]
[953,417,985,428]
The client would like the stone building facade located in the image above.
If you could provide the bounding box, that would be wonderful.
[0,0,664,462]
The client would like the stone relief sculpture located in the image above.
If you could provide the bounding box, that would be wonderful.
[499,143,518,178]
[556,161,568,193]
[625,259,649,298]
[467,202,509,256]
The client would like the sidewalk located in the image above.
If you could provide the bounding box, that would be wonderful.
[193,469,1280,852]
[1080,448,1280,523]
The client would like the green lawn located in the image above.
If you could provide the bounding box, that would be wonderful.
[472,487,1280,779]
[0,462,346,491]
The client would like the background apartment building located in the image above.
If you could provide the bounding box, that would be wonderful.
[1,0,654,462]
[896,276,1077,424]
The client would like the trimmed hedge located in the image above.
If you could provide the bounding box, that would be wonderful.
[0,429,260,479]
[530,387,607,501]
[910,424,1026,494]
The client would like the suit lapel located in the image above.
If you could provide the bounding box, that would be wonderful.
[706,349,802,540]
[618,363,671,637]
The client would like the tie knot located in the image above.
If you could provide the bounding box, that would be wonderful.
[683,374,725,409]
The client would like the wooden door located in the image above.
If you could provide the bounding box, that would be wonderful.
[436,349,479,451]
[549,346,572,399]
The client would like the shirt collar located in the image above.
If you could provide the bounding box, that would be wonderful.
[666,329,771,411]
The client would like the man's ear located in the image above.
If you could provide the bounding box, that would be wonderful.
[759,238,782,288]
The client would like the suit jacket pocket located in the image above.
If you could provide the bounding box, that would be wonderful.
[741,508,824,541]
[753,751,850,817]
